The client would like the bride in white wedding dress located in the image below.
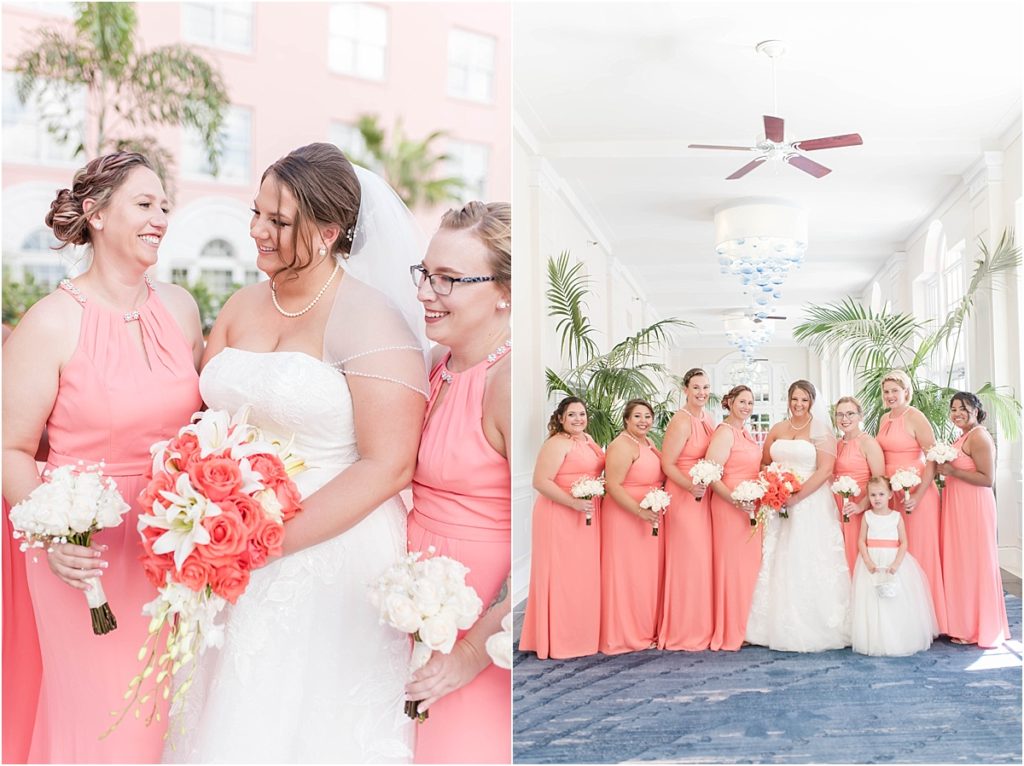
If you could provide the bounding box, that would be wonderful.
[163,145,429,763]
[745,380,852,652]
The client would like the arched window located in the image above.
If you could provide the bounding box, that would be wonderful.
[200,238,235,259]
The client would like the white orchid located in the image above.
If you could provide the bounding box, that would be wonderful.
[138,473,223,570]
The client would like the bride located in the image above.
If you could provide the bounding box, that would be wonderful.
[745,380,851,652]
[164,144,429,762]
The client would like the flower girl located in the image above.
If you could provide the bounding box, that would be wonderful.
[851,476,938,655]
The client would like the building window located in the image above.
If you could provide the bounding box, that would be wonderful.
[199,269,235,294]
[182,3,253,52]
[5,3,74,17]
[446,139,489,202]
[200,238,235,260]
[330,121,370,166]
[328,3,388,81]
[940,243,967,390]
[244,270,261,285]
[171,268,190,286]
[21,228,61,253]
[182,106,251,184]
[2,73,83,165]
[447,28,495,103]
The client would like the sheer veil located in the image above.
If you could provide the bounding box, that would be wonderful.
[809,391,838,458]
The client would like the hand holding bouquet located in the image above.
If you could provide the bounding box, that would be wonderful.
[570,475,605,526]
[926,443,958,489]
[831,475,861,522]
[485,612,513,671]
[758,463,803,519]
[639,487,672,536]
[9,463,130,634]
[688,459,723,499]
[889,468,922,511]
[731,480,766,527]
[368,547,483,722]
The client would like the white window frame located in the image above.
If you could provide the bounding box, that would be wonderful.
[447,27,496,104]
[2,72,84,167]
[445,138,490,202]
[328,3,388,82]
[181,105,252,185]
[329,121,371,168]
[182,3,254,53]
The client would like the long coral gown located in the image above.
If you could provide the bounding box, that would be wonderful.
[408,351,510,764]
[22,279,201,763]
[940,429,1010,647]
[519,436,604,660]
[834,435,873,574]
[599,438,666,654]
[709,424,763,652]
[658,410,715,651]
[876,410,947,634]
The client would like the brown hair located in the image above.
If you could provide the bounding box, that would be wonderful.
[682,367,707,387]
[261,143,361,279]
[622,398,654,425]
[787,379,817,404]
[439,201,511,290]
[951,391,987,424]
[721,385,752,412]
[45,152,155,248]
[867,475,892,492]
[547,396,586,438]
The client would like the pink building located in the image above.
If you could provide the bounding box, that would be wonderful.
[2,1,511,298]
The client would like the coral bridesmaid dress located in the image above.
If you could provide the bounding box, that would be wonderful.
[709,424,763,652]
[23,279,201,763]
[408,352,510,764]
[834,435,872,574]
[599,438,666,654]
[940,430,1010,647]
[658,410,715,651]
[877,410,947,633]
[519,436,604,659]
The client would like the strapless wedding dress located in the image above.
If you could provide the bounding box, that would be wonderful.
[745,439,851,652]
[163,347,413,763]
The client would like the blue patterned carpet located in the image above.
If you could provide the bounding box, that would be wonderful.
[513,595,1021,764]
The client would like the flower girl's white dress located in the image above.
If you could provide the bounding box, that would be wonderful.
[851,510,939,656]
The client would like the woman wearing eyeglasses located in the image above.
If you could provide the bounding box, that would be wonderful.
[832,396,885,574]
[406,202,511,764]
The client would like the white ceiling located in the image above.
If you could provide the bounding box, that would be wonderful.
[514,1,1023,347]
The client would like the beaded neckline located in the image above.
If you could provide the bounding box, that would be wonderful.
[439,338,511,384]
[59,275,154,322]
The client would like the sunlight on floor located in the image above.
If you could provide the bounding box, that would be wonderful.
[964,639,1023,671]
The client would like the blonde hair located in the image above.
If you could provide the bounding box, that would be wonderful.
[439,201,511,288]
[867,475,892,492]
[881,370,913,399]
[834,396,863,414]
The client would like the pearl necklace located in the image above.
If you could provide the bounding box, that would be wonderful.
[440,338,511,384]
[271,262,340,318]
[788,415,812,432]
[622,430,649,448]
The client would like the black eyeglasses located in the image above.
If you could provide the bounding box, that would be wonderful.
[410,264,498,296]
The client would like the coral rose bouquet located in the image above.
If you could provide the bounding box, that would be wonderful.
[889,467,922,511]
[831,475,861,522]
[368,547,483,722]
[926,443,958,489]
[107,407,305,732]
[758,462,804,519]
[8,463,130,634]
[731,480,766,528]
[570,475,605,526]
[639,487,672,536]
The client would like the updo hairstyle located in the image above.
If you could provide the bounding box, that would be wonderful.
[547,396,586,438]
[438,201,511,292]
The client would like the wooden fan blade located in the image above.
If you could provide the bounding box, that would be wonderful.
[792,133,863,151]
[726,156,766,180]
[689,144,755,151]
[786,154,831,178]
[764,115,784,143]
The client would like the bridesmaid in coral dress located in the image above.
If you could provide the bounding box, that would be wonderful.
[1,153,204,763]
[599,399,666,654]
[658,368,715,651]
[520,397,604,659]
[875,370,947,634]
[706,385,763,652]
[938,392,1010,648]
[833,396,885,574]
[406,202,511,764]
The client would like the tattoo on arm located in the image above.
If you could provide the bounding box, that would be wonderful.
[487,577,510,612]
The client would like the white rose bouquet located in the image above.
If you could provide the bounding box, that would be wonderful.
[689,459,724,487]
[830,475,861,522]
[8,463,130,634]
[889,467,922,511]
[570,475,605,526]
[484,612,513,671]
[639,487,672,536]
[368,547,483,722]
[731,479,766,527]
[926,443,959,489]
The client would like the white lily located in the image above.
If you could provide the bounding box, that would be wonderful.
[137,473,222,570]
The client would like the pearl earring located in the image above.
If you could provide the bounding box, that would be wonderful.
[497,300,509,310]
[318,246,327,257]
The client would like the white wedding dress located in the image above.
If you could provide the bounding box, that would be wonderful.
[745,439,852,652]
[163,346,414,763]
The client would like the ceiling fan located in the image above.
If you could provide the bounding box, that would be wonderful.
[689,40,863,180]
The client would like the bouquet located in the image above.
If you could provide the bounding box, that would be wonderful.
[570,475,605,526]
[889,467,922,511]
[368,547,483,722]
[107,407,305,733]
[731,480,766,527]
[688,460,724,494]
[758,463,803,519]
[639,487,672,536]
[8,463,130,634]
[485,612,514,671]
[926,443,958,489]
[831,475,861,522]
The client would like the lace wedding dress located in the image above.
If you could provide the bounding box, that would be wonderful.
[745,439,852,652]
[163,342,415,763]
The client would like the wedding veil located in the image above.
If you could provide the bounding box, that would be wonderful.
[809,389,838,458]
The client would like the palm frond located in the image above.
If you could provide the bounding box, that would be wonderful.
[546,252,599,367]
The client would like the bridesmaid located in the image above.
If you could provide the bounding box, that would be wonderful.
[599,399,666,653]
[519,397,604,659]
[705,385,763,651]
[833,396,885,574]
[1,152,204,762]
[407,202,511,764]
[938,392,1010,647]
[658,368,715,651]
[875,370,947,634]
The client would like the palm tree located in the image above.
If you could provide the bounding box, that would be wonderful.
[13,2,230,197]
[545,252,694,446]
[352,115,466,210]
[794,230,1021,441]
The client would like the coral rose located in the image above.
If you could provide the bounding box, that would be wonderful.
[199,507,249,566]
[138,471,175,512]
[252,518,285,560]
[140,553,173,590]
[177,554,213,591]
[228,494,265,533]
[247,453,288,485]
[169,433,201,471]
[209,563,250,604]
[188,457,243,502]
[274,479,303,522]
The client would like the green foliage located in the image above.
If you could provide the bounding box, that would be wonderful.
[14,2,230,198]
[180,279,241,335]
[545,252,693,446]
[2,270,50,326]
[352,115,466,210]
[794,230,1021,441]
